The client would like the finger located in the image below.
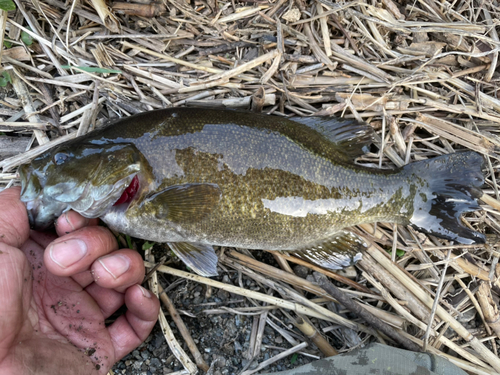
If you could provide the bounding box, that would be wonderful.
[91,249,145,293]
[0,187,30,248]
[0,243,31,360]
[44,226,118,277]
[55,211,99,237]
[107,285,159,360]
[85,282,125,319]
[71,270,94,288]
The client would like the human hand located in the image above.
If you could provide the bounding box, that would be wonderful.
[0,187,160,375]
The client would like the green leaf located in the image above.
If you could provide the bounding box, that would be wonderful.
[60,65,122,74]
[0,0,16,11]
[290,353,298,365]
[386,248,405,258]
[2,71,12,84]
[3,40,12,48]
[21,30,33,46]
[126,234,133,249]
[142,241,155,251]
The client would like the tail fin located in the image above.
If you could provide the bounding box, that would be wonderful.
[406,151,485,244]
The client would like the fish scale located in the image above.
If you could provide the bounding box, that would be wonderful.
[20,108,485,276]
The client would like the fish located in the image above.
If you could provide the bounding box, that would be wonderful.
[19,108,485,276]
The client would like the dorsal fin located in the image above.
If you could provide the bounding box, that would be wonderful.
[292,116,375,159]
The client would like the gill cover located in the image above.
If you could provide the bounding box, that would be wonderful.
[20,142,143,230]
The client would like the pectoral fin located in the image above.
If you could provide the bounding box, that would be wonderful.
[168,242,219,277]
[286,230,366,270]
[144,183,221,223]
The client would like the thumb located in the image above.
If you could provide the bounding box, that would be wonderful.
[0,187,30,248]
[0,244,31,362]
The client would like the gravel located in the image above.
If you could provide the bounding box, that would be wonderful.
[112,251,324,375]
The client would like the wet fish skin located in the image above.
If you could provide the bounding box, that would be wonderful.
[19,108,485,276]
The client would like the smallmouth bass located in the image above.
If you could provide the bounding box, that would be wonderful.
[19,109,485,276]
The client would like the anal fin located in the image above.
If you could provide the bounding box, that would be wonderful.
[286,230,366,270]
[168,242,218,277]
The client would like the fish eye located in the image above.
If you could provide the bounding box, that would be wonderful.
[53,152,70,165]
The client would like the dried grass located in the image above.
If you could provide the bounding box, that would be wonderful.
[2,0,500,374]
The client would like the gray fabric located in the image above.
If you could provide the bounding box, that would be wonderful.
[260,343,467,375]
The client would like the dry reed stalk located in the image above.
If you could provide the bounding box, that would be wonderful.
[358,223,491,281]
[240,342,308,375]
[0,10,6,65]
[157,310,198,374]
[146,256,197,374]
[477,282,500,340]
[158,285,209,372]
[227,250,406,328]
[145,262,379,337]
[293,315,338,356]
[315,272,421,352]
[365,243,500,371]
[362,271,490,368]
[90,0,120,32]
[271,252,373,294]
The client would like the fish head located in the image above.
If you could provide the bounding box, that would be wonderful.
[20,142,146,230]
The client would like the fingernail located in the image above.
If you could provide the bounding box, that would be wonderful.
[63,211,89,231]
[49,239,88,268]
[98,254,131,279]
[63,211,76,231]
[138,285,152,298]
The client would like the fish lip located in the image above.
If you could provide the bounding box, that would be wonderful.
[25,200,37,229]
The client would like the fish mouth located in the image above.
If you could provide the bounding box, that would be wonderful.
[20,165,140,230]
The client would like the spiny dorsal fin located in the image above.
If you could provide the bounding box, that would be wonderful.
[168,242,218,277]
[291,117,375,159]
[285,230,366,270]
[144,183,221,223]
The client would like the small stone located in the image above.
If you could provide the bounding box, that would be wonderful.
[212,355,226,368]
[457,309,476,324]
[150,358,162,368]
[275,335,283,344]
[133,350,141,360]
[141,351,150,360]
[234,341,243,353]
[154,335,165,349]
[293,265,309,278]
